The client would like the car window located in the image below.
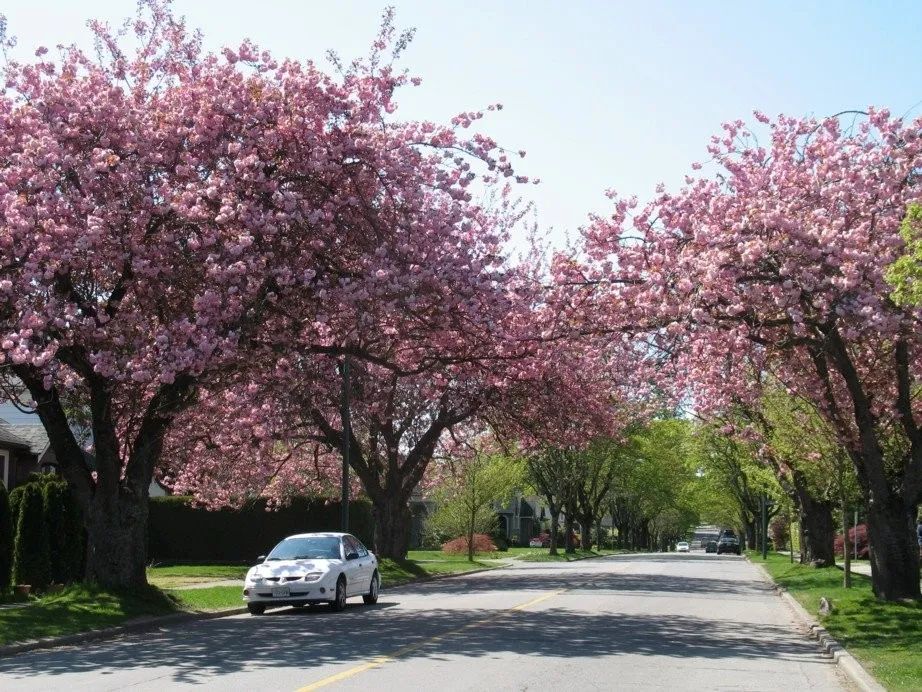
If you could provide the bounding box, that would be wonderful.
[266,536,342,560]
[342,536,359,557]
[347,535,369,558]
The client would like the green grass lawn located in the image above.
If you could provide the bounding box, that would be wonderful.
[167,585,244,612]
[379,550,499,586]
[0,584,178,646]
[753,551,922,690]
[517,548,622,562]
[147,563,249,589]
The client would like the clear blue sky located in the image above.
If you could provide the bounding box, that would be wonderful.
[5,1,922,247]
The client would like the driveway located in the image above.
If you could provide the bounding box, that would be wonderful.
[0,553,850,691]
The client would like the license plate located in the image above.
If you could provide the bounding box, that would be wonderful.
[271,586,290,598]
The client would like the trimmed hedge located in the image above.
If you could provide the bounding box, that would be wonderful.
[0,482,12,591]
[148,496,375,563]
[12,483,51,589]
[42,481,85,583]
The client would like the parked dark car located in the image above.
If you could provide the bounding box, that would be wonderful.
[705,540,718,553]
[717,537,741,555]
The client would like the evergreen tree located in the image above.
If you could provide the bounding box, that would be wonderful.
[12,484,51,589]
[43,481,84,583]
[0,483,13,592]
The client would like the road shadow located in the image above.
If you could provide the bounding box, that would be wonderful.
[0,565,825,685]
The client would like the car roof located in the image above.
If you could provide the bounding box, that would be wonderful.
[282,532,350,539]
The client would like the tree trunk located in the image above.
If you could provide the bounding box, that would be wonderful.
[745,519,756,550]
[84,485,149,588]
[563,515,575,553]
[865,496,920,600]
[580,520,592,550]
[842,502,852,589]
[798,495,835,567]
[549,510,560,555]
[372,495,412,560]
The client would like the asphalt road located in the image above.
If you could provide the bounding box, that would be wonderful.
[0,553,850,691]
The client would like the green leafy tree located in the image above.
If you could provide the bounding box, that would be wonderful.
[0,482,13,592]
[886,204,922,306]
[429,452,522,562]
[690,423,776,547]
[525,448,582,555]
[12,483,51,590]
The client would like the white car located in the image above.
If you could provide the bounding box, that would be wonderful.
[676,541,690,553]
[243,532,379,615]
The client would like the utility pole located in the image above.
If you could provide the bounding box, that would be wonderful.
[340,355,351,532]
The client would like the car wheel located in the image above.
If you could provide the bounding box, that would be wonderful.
[247,603,265,616]
[329,576,347,612]
[363,571,380,605]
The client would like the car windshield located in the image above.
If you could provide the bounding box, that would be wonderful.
[266,536,341,561]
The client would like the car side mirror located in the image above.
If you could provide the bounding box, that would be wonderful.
[346,552,359,561]
[257,555,266,563]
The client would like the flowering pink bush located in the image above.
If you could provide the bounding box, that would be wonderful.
[441,534,497,555]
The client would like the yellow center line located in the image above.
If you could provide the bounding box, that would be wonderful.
[294,588,567,692]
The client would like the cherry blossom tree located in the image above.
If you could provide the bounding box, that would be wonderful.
[583,110,922,600]
[166,292,646,558]
[0,1,530,586]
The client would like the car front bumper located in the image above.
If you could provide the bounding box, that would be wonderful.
[243,572,339,605]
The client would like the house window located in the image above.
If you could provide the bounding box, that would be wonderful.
[0,450,8,489]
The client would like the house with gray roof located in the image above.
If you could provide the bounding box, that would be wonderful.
[0,406,55,490]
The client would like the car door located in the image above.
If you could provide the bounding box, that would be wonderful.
[353,537,373,589]
[342,536,365,595]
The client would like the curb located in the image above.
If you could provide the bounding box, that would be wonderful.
[0,607,249,659]
[748,559,884,692]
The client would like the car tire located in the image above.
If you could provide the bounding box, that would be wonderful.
[330,576,347,612]
[248,603,266,616]
[363,571,380,605]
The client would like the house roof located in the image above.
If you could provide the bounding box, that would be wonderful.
[0,415,51,457]
[0,420,31,450]
[8,424,51,457]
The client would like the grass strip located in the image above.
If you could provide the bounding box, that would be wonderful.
[518,548,621,562]
[147,563,249,589]
[753,551,922,690]
[0,584,178,646]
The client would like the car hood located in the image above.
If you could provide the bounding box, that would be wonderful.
[248,559,342,579]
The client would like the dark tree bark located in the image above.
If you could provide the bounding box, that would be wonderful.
[793,481,835,567]
[371,493,412,561]
[819,332,922,599]
[580,521,592,550]
[563,514,575,553]
[548,508,560,555]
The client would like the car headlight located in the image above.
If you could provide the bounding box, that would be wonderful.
[247,572,264,584]
[303,572,324,582]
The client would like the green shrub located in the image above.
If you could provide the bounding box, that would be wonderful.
[0,482,13,591]
[12,484,51,589]
[42,481,84,583]
[147,496,375,563]
[8,486,25,532]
